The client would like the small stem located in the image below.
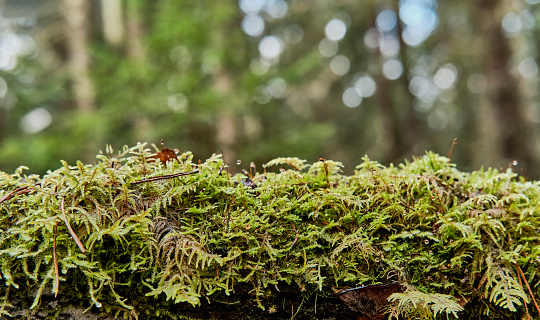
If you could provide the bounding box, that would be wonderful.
[515,262,540,316]
[61,197,86,253]
[53,224,59,298]
[131,170,199,184]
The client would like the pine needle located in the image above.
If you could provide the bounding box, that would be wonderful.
[61,196,86,253]
[53,224,59,298]
[516,262,540,316]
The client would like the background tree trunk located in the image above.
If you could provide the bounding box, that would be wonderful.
[477,0,539,177]
[62,0,95,112]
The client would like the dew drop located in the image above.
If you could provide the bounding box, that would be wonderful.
[512,160,518,166]
[250,162,256,168]
[375,258,380,262]
[444,275,447,279]
[280,168,286,173]
[424,239,429,245]
[449,239,454,244]
[262,176,267,181]
[262,164,266,168]
[237,160,242,165]
[464,269,468,273]
[429,250,433,255]
[444,245,447,249]
[508,238,513,243]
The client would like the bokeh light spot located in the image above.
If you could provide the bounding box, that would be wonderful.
[433,64,457,89]
[325,19,347,41]
[342,87,362,108]
[376,9,397,32]
[239,0,265,14]
[269,78,287,98]
[330,55,350,76]
[467,73,487,94]
[284,24,304,44]
[168,93,188,112]
[265,0,288,19]
[254,85,272,104]
[380,36,400,58]
[259,35,283,59]
[519,57,539,79]
[382,59,403,80]
[354,75,376,97]
[20,107,51,134]
[319,38,338,57]
[0,77,7,98]
[242,14,265,37]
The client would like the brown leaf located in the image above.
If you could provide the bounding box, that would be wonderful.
[150,140,179,164]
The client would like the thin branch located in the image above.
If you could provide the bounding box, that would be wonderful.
[0,186,32,203]
[448,138,458,162]
[131,170,199,185]
[515,262,540,315]
[53,224,59,298]
[61,197,86,253]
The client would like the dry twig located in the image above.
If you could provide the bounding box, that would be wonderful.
[53,224,59,298]
[61,197,86,253]
[131,170,199,185]
[515,262,540,316]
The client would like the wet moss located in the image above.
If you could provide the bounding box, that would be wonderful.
[1,143,539,319]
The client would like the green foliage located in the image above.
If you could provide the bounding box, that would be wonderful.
[1,146,539,319]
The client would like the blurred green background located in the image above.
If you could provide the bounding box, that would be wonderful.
[0,0,539,177]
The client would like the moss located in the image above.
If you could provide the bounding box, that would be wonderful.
[1,143,539,319]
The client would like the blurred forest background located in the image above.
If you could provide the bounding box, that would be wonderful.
[0,0,539,178]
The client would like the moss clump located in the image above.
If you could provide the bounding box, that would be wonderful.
[1,143,539,319]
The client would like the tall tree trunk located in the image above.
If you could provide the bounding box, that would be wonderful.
[477,0,538,177]
[100,0,124,47]
[125,0,146,62]
[62,0,95,112]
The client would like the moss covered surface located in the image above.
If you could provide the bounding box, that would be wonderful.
[1,143,539,319]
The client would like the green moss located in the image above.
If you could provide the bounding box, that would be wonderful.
[1,143,539,319]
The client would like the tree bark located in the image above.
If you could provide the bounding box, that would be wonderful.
[100,0,124,47]
[477,0,538,177]
[61,0,95,112]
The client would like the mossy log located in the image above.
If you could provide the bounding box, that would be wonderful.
[1,143,539,319]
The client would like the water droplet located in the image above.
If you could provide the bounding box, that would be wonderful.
[424,239,429,245]
[464,269,468,273]
[262,164,266,168]
[508,238,513,243]
[429,250,433,255]
[449,239,454,244]
[512,160,518,166]
[262,176,267,181]
[280,168,286,173]
[250,162,256,168]
[375,258,380,262]
[444,275,447,279]
[444,245,447,249]
[245,224,251,230]
[237,160,242,165]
